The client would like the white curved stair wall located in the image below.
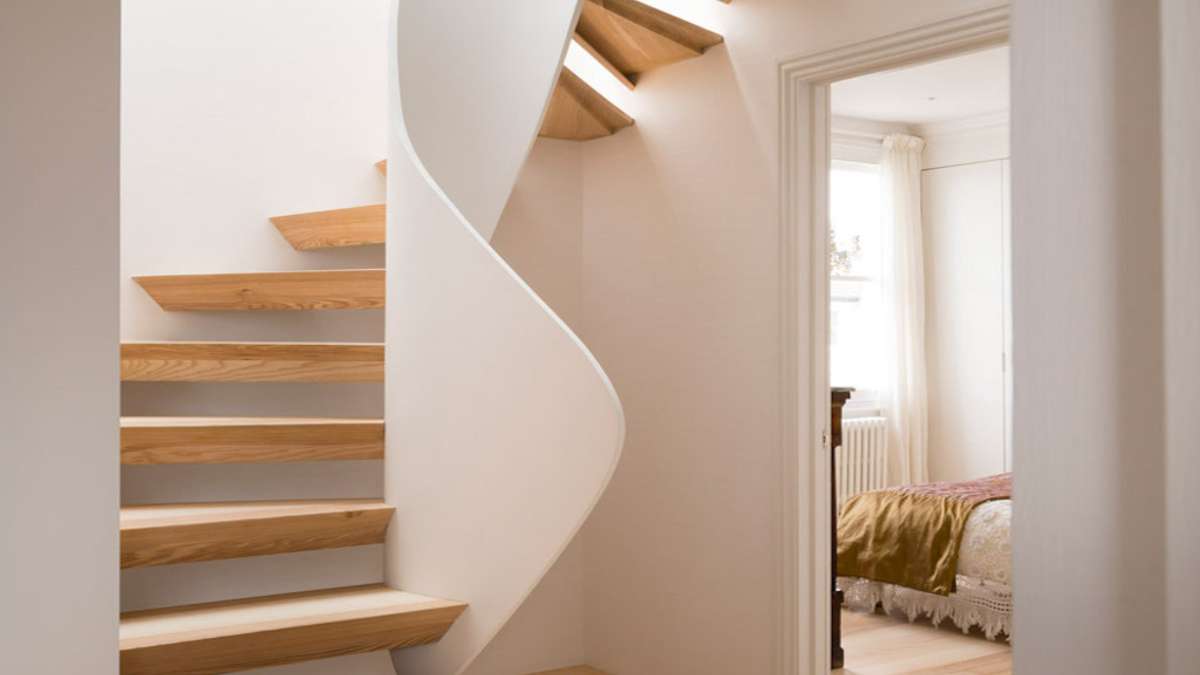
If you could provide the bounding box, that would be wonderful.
[386,2,625,674]
[392,0,582,241]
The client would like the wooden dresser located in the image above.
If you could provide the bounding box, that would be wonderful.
[831,387,854,669]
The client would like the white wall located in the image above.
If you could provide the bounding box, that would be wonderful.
[571,2,1006,673]
[463,539,587,675]
[462,2,1200,672]
[920,116,1009,170]
[492,140,585,328]
[1163,0,1200,671]
[0,0,120,672]
[1011,0,1169,672]
[121,2,394,673]
[465,139,590,675]
[830,115,1012,481]
[921,142,1010,481]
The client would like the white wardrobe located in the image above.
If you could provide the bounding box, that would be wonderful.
[921,126,1012,482]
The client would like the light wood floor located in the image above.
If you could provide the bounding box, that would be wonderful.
[837,609,1011,674]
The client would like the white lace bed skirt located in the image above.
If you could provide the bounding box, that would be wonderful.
[840,574,1013,641]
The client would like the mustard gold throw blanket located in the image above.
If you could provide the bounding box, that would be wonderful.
[837,473,1012,596]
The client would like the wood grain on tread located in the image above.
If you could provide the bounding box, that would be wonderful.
[541,68,634,141]
[120,499,393,568]
[270,204,385,250]
[120,417,384,464]
[120,342,384,383]
[577,0,723,82]
[120,584,467,675]
[134,269,384,311]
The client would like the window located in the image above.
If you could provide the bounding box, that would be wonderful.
[830,160,885,415]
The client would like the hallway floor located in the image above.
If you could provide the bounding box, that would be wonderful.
[836,609,1011,674]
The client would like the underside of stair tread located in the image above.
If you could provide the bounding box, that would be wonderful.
[120,499,393,568]
[577,0,724,82]
[541,68,635,141]
[121,416,384,464]
[134,269,384,311]
[120,583,466,675]
[270,204,385,251]
[120,499,390,529]
[120,341,384,383]
[573,33,635,90]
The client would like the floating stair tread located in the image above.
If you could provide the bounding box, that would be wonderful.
[121,341,384,383]
[270,204,385,251]
[121,416,384,464]
[541,68,634,141]
[120,499,393,568]
[120,583,466,675]
[134,269,385,311]
[573,33,635,90]
[530,667,609,675]
[577,0,723,80]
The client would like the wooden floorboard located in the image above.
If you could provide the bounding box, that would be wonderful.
[836,609,1011,675]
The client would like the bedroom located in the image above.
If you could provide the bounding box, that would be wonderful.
[824,45,1013,673]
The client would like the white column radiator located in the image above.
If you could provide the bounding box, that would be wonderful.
[835,416,889,509]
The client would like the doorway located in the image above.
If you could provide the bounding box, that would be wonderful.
[775,7,1013,674]
[828,45,1013,673]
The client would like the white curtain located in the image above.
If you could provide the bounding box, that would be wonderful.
[880,133,929,485]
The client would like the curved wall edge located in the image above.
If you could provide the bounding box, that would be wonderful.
[385,2,624,674]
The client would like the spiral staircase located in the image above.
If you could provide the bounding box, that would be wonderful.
[117,1,726,673]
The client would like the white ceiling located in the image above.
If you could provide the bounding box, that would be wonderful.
[832,46,1010,125]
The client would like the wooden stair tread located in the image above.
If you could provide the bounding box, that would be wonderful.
[530,667,609,675]
[121,341,384,383]
[120,583,466,675]
[121,416,384,464]
[573,33,635,90]
[270,204,385,251]
[134,269,384,311]
[577,0,723,82]
[121,499,393,568]
[121,499,389,528]
[541,68,634,141]
[121,416,380,428]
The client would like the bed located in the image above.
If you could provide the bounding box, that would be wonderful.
[837,491,1012,639]
[827,396,1015,671]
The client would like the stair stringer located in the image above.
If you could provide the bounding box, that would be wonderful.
[385,2,625,675]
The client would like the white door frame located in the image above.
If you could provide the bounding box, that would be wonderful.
[776,7,1010,674]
